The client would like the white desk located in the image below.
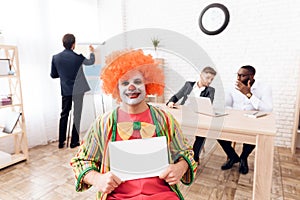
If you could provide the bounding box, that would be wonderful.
[151,103,276,200]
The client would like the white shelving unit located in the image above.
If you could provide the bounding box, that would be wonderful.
[0,44,28,169]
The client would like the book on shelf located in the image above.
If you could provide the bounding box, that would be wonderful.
[0,95,12,106]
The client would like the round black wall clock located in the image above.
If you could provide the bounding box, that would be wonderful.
[199,3,230,35]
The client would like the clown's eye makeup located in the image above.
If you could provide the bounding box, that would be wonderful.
[120,78,143,86]
[121,81,129,86]
[133,79,143,85]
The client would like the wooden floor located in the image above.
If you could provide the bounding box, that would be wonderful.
[0,140,299,200]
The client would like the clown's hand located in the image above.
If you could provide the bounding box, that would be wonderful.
[159,159,188,185]
[84,171,122,194]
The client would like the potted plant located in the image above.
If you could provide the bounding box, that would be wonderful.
[152,37,161,58]
[151,37,164,64]
[151,37,164,61]
[149,37,165,102]
[151,37,164,67]
[151,37,160,52]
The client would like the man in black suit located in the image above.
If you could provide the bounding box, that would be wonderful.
[51,33,95,149]
[166,66,217,164]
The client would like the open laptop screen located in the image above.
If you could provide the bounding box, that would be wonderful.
[187,96,228,117]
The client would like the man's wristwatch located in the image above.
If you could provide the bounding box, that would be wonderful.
[246,92,252,99]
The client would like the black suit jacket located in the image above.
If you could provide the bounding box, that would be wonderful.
[167,81,215,105]
[51,49,94,96]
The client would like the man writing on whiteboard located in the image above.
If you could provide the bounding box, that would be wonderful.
[50,33,95,149]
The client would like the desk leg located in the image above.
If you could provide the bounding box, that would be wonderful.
[253,134,274,200]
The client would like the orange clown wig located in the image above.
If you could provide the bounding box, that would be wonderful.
[100,49,165,102]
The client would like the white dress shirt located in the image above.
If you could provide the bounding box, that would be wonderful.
[225,81,273,112]
[185,81,206,105]
[192,82,206,98]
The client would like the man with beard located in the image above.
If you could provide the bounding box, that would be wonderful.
[70,49,197,200]
[217,65,273,174]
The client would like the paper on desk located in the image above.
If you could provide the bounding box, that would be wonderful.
[109,136,169,181]
[244,111,268,118]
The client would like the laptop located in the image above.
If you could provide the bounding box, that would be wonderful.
[109,136,169,181]
[188,96,228,117]
[3,111,21,133]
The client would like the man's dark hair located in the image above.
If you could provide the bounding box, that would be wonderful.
[62,34,75,50]
[241,65,256,75]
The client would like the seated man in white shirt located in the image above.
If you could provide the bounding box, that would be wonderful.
[218,65,273,174]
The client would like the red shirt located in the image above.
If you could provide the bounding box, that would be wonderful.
[107,108,179,200]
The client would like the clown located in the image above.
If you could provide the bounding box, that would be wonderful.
[70,49,197,200]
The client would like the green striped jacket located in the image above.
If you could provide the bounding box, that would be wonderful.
[70,104,197,200]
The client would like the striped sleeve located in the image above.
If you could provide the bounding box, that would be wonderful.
[70,112,111,192]
[170,116,197,185]
[153,106,197,185]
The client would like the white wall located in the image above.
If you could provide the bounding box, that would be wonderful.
[1,0,298,149]
[98,0,300,147]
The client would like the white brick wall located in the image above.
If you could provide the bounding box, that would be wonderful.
[98,0,300,148]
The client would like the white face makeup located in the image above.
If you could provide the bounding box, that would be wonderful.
[118,71,146,105]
